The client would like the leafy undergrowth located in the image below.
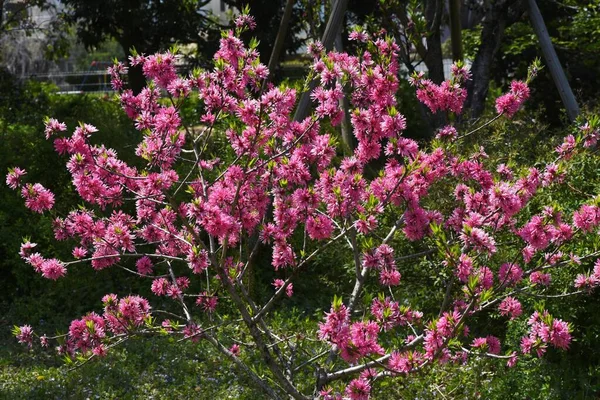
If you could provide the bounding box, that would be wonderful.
[0,336,261,400]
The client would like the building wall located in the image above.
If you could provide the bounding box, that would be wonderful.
[203,0,228,20]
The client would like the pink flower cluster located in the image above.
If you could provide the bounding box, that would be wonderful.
[388,350,424,375]
[273,279,293,297]
[573,204,600,232]
[6,167,26,189]
[498,297,523,320]
[35,294,152,358]
[362,244,401,286]
[574,259,600,291]
[370,296,421,331]
[519,210,574,254]
[20,183,55,213]
[319,302,384,363]
[196,292,218,313]
[495,80,530,117]
[15,325,34,348]
[151,276,190,299]
[471,335,501,355]
[409,64,470,114]
[520,311,571,357]
[19,242,66,280]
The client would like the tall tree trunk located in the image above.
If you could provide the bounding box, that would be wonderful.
[330,0,354,153]
[390,1,442,137]
[119,42,146,94]
[449,0,463,61]
[424,0,445,84]
[266,0,295,83]
[466,0,525,119]
[417,0,446,135]
[0,0,5,33]
[127,66,146,95]
[527,0,579,121]
[294,0,349,122]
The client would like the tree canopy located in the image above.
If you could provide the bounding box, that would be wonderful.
[60,0,218,92]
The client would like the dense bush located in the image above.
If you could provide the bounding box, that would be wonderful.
[4,18,600,400]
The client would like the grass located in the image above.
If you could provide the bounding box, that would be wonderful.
[0,335,262,400]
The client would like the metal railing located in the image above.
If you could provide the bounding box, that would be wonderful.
[24,70,115,93]
[24,58,466,95]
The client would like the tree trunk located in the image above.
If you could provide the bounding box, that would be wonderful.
[423,0,445,84]
[466,0,525,119]
[330,0,354,153]
[127,66,146,94]
[0,0,5,33]
[527,0,579,121]
[294,0,349,122]
[266,0,295,83]
[449,0,463,61]
[416,0,446,135]
[119,33,148,94]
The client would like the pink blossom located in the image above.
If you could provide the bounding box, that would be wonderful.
[187,248,210,274]
[495,80,529,117]
[593,259,600,279]
[403,207,431,240]
[498,263,523,286]
[497,163,514,180]
[306,214,334,240]
[355,215,378,234]
[318,303,350,349]
[93,345,107,357]
[388,351,412,374]
[307,41,324,58]
[342,321,384,362]
[21,183,55,213]
[234,14,256,30]
[498,297,523,320]
[436,125,458,141]
[141,52,178,89]
[455,254,473,283]
[507,352,518,368]
[530,271,551,286]
[345,378,371,400]
[151,278,170,296]
[229,343,241,356]
[476,267,494,290]
[136,256,154,275]
[349,30,369,42]
[519,216,552,250]
[521,311,571,356]
[556,135,576,159]
[40,259,66,280]
[412,71,469,115]
[6,167,26,189]
[19,241,36,259]
[573,204,599,232]
[15,325,34,347]
[460,227,497,254]
[196,292,218,313]
[471,336,501,355]
[44,118,67,139]
[574,273,598,290]
[549,319,571,349]
[183,323,202,342]
[72,247,88,259]
[273,279,293,297]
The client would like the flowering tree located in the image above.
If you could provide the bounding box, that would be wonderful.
[8,15,600,399]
